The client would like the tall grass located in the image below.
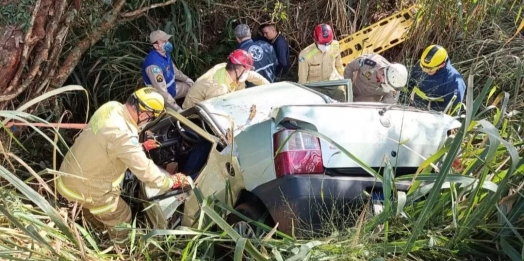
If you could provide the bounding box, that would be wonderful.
[1,72,523,261]
[1,0,523,260]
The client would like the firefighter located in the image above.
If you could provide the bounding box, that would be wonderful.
[182,49,270,109]
[57,87,187,242]
[234,23,278,86]
[343,53,408,103]
[407,44,466,112]
[298,23,346,101]
[141,30,195,112]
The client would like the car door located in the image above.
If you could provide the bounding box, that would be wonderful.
[303,79,353,102]
[140,108,245,229]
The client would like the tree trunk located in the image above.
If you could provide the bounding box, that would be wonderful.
[0,0,178,111]
[0,0,71,110]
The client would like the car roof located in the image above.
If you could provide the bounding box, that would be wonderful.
[196,81,330,135]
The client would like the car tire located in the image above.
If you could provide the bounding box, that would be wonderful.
[226,203,264,224]
[226,202,275,239]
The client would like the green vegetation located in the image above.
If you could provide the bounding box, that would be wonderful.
[0,0,523,260]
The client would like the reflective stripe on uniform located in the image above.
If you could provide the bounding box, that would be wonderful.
[162,175,172,189]
[411,86,445,102]
[215,67,239,92]
[89,202,117,215]
[166,78,175,89]
[410,86,458,114]
[216,67,226,86]
[304,48,319,60]
[56,176,93,203]
[111,173,126,188]
[56,173,125,216]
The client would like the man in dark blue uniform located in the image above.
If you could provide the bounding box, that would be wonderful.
[234,24,278,87]
[256,23,290,79]
[407,45,466,113]
[142,30,194,111]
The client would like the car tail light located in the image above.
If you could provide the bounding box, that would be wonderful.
[273,129,324,178]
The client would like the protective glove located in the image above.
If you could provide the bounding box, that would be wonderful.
[143,139,160,152]
[171,173,190,189]
[186,78,194,86]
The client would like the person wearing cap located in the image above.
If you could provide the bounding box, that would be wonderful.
[56,87,188,243]
[343,53,408,103]
[255,23,290,78]
[234,24,278,86]
[298,23,346,101]
[141,30,195,112]
[182,49,270,109]
[407,44,465,112]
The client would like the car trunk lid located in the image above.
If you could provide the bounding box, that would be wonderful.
[272,103,461,170]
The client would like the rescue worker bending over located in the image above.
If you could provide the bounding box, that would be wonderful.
[255,22,290,79]
[234,24,278,86]
[298,23,346,101]
[142,30,195,112]
[182,49,270,109]
[343,53,408,103]
[407,45,465,112]
[57,87,187,242]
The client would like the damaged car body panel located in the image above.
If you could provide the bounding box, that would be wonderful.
[139,108,245,229]
[132,79,462,238]
[234,103,461,236]
[195,80,352,137]
[270,103,462,168]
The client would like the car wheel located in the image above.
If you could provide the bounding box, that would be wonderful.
[226,203,273,239]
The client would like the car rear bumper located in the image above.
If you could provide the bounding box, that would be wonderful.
[251,175,411,238]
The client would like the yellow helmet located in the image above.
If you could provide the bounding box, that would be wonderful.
[420,45,448,70]
[133,87,165,118]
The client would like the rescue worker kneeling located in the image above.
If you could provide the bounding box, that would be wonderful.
[57,87,188,242]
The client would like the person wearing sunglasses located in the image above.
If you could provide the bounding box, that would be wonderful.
[407,45,466,112]
[56,87,187,243]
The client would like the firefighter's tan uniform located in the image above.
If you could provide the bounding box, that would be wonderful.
[182,63,270,109]
[144,63,193,109]
[57,101,174,240]
[343,53,396,103]
[297,41,346,101]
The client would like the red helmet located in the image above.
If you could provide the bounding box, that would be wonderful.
[228,49,254,69]
[313,24,334,45]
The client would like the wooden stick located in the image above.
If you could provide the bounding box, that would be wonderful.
[5,122,86,129]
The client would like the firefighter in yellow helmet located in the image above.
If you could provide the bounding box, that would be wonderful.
[57,87,187,242]
[407,45,465,112]
[297,23,346,101]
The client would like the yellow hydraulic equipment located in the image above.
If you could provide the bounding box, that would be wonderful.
[339,5,420,66]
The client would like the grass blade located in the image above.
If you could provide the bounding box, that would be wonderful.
[234,238,247,261]
[0,203,58,257]
[0,165,78,247]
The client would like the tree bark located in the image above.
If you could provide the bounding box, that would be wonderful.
[0,0,179,110]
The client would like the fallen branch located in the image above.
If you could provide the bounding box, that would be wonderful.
[5,122,86,130]
[120,0,178,18]
[51,0,127,87]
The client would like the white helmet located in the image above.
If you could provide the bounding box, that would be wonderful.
[382,63,408,92]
